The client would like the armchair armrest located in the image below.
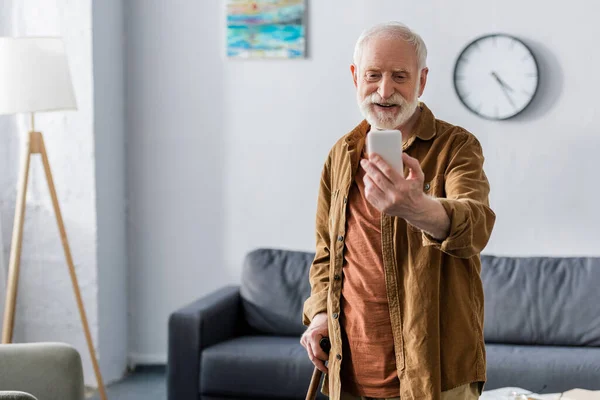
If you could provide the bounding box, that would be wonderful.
[168,285,241,400]
[0,342,84,400]
[0,392,38,400]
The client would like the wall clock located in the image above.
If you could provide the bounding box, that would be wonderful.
[453,33,540,120]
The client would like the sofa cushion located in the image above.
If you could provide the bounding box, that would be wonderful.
[200,336,327,399]
[485,343,600,392]
[481,256,600,346]
[240,248,314,336]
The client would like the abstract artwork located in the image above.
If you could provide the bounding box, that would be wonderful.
[226,0,306,59]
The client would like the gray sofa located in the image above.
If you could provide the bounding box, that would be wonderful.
[168,248,600,400]
[0,342,85,400]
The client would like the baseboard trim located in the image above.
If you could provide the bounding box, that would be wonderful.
[128,352,167,367]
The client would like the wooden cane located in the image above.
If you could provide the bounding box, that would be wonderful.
[305,337,331,400]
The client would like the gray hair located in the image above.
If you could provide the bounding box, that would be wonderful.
[353,21,428,70]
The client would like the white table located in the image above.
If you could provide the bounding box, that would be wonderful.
[481,387,562,400]
[482,387,600,400]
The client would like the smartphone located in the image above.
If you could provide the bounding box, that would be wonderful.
[366,129,403,175]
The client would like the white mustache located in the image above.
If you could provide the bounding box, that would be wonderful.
[368,93,406,106]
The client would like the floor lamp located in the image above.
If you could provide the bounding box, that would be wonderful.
[0,37,107,400]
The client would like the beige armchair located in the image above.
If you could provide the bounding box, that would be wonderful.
[0,342,85,400]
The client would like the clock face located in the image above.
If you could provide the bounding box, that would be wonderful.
[453,34,540,120]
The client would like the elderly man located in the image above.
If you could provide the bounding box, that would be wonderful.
[300,22,496,400]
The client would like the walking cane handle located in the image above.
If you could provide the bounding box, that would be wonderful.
[305,337,331,400]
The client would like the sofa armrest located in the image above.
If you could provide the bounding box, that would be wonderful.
[0,342,84,400]
[0,392,38,400]
[168,285,241,400]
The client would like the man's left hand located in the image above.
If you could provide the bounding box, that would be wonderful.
[361,152,426,219]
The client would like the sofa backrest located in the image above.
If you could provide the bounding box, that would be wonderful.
[481,255,600,346]
[240,248,600,346]
[240,248,313,336]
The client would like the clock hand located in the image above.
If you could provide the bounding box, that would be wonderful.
[499,82,517,110]
[491,71,517,110]
[491,71,514,92]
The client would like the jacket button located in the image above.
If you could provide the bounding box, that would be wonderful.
[332,313,339,319]
[343,197,347,204]
[334,274,341,281]
[336,354,342,360]
[424,182,431,191]
[337,235,344,242]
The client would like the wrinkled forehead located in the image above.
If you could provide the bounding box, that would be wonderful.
[359,36,419,72]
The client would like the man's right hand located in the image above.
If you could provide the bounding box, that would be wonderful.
[300,312,329,373]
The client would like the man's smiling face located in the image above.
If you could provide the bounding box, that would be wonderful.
[351,36,427,130]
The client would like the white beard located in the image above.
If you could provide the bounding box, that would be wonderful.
[358,89,419,130]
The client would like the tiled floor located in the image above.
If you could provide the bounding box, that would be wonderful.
[87,366,166,400]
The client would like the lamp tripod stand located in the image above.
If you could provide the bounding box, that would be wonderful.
[1,114,107,400]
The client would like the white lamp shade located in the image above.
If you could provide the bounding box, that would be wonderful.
[0,37,77,115]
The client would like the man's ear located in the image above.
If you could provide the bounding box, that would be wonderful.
[418,67,429,97]
[350,64,358,88]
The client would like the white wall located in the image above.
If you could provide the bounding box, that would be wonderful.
[125,0,228,363]
[126,0,600,361]
[0,0,128,386]
[92,0,128,383]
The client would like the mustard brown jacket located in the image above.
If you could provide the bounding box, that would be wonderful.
[303,103,496,400]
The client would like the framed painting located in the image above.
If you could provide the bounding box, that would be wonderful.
[226,0,306,59]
